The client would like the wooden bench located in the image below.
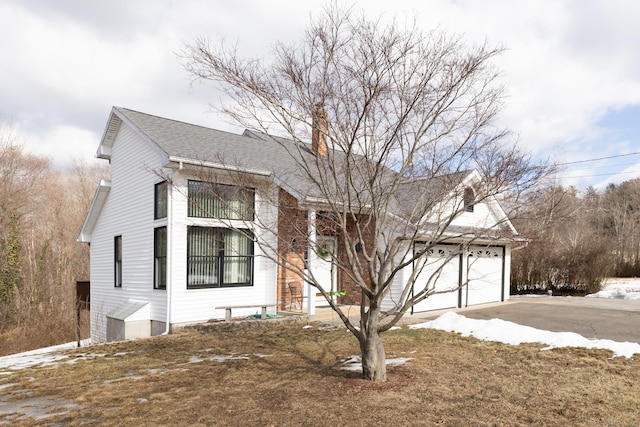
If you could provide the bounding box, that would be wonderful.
[215,304,277,322]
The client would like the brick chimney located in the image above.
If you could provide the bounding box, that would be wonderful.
[311,105,328,157]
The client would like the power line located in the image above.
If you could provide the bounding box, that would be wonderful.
[551,152,640,181]
[556,151,640,166]
[557,170,640,179]
[564,161,640,172]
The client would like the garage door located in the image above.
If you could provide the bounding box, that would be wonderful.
[464,246,504,306]
[412,244,461,313]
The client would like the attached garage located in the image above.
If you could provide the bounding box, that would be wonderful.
[411,244,507,314]
[380,170,519,316]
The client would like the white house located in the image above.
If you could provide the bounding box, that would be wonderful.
[79,107,522,342]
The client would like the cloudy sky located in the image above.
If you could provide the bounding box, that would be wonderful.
[1,0,639,189]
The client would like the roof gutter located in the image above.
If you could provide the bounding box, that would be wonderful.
[77,180,112,243]
[166,156,272,177]
[511,240,530,251]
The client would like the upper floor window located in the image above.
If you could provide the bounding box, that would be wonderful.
[155,181,168,219]
[464,187,475,213]
[114,235,122,287]
[188,181,254,220]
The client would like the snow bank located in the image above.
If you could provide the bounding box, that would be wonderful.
[586,278,640,300]
[411,312,640,358]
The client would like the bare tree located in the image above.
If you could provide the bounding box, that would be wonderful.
[511,185,612,294]
[0,123,49,313]
[0,118,108,354]
[181,4,551,381]
[599,180,640,275]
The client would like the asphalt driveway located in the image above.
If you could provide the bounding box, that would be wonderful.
[418,296,640,343]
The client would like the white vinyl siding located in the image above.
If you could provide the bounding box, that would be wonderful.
[89,124,167,342]
[451,196,504,230]
[167,174,278,325]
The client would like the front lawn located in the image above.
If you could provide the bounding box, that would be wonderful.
[1,322,638,426]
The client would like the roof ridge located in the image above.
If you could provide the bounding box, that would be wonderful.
[401,170,472,183]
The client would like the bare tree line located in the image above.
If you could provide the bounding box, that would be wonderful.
[0,123,107,355]
[511,180,640,294]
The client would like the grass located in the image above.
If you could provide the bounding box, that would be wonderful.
[1,320,639,426]
[0,309,90,357]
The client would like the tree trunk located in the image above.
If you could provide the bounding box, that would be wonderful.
[360,308,386,381]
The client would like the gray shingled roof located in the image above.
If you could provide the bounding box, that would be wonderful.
[393,171,473,222]
[115,107,294,176]
[112,107,470,221]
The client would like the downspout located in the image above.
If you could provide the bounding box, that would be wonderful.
[163,180,173,335]
[307,209,317,316]
[465,252,469,307]
[501,246,506,302]
[457,252,464,308]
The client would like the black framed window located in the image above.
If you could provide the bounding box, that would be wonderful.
[155,181,168,219]
[154,227,167,289]
[114,235,122,288]
[187,181,254,220]
[187,227,253,288]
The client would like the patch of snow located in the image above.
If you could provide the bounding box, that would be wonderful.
[302,325,313,329]
[0,395,80,422]
[385,357,414,367]
[338,355,363,372]
[209,354,250,362]
[411,312,640,358]
[586,278,640,300]
[188,354,250,363]
[0,339,91,373]
[188,356,205,364]
[337,355,413,371]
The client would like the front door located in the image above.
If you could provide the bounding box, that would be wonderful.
[313,236,337,306]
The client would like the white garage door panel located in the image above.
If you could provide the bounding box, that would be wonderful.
[412,245,460,313]
[466,246,503,306]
